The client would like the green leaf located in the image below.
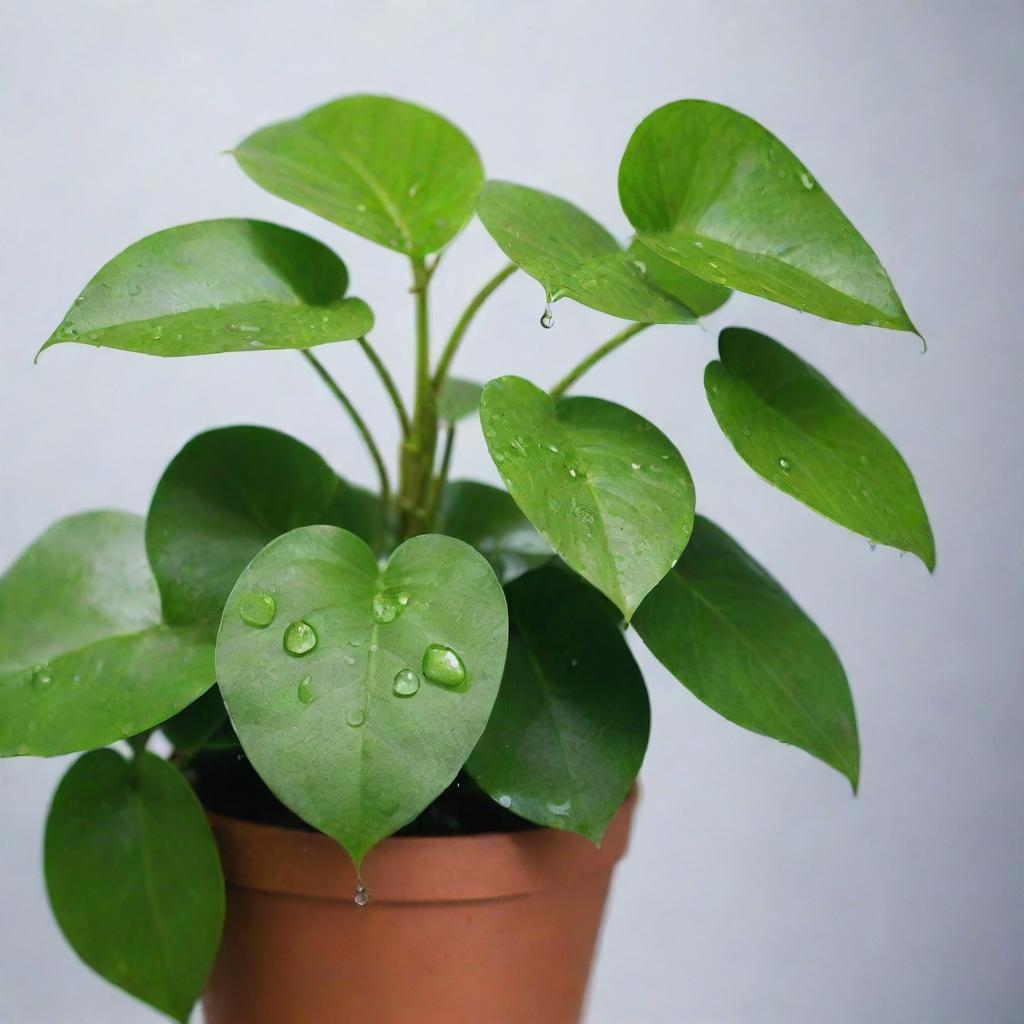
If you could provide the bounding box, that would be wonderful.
[0,512,214,757]
[146,426,383,631]
[480,376,695,619]
[41,219,373,359]
[436,377,483,423]
[234,95,484,256]
[476,181,697,324]
[624,240,730,317]
[633,516,859,788]
[705,328,934,568]
[619,100,915,331]
[436,480,551,584]
[45,750,224,1023]
[467,567,648,841]
[161,685,233,754]
[216,527,508,865]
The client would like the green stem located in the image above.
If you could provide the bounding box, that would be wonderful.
[357,336,410,436]
[302,349,391,506]
[549,322,651,399]
[425,424,455,527]
[432,263,518,389]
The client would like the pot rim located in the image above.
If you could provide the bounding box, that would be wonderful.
[208,787,638,905]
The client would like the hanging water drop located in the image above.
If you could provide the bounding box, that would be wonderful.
[421,644,466,687]
[540,301,554,329]
[354,881,369,907]
[297,675,314,705]
[393,669,420,697]
[283,620,317,656]
[239,592,277,628]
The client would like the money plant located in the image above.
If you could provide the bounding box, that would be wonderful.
[0,95,933,1021]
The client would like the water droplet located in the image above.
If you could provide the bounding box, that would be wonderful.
[540,301,554,329]
[128,284,141,297]
[547,797,571,816]
[799,171,815,190]
[408,181,419,197]
[568,467,577,478]
[372,590,406,624]
[397,592,410,607]
[346,706,366,727]
[354,881,369,907]
[630,462,641,470]
[393,669,420,697]
[741,425,752,438]
[778,457,792,472]
[283,620,317,656]
[297,675,314,704]
[632,259,647,273]
[547,444,559,454]
[74,294,85,305]
[30,664,53,689]
[238,592,276,628]
[344,655,356,666]
[421,644,466,687]
[498,795,512,808]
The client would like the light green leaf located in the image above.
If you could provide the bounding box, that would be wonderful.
[146,426,383,631]
[436,480,551,584]
[0,512,214,757]
[480,376,695,619]
[476,181,697,324]
[705,328,934,568]
[436,377,483,423]
[467,566,648,841]
[624,239,730,317]
[216,527,508,865]
[41,219,372,359]
[45,750,224,1023]
[234,95,483,256]
[633,516,859,788]
[619,100,915,331]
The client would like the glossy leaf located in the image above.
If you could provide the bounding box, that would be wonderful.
[146,426,383,631]
[234,95,483,256]
[0,512,214,757]
[216,527,508,865]
[45,750,224,1023]
[436,377,483,423]
[619,100,915,331]
[436,480,551,584]
[480,376,695,619]
[41,219,373,358]
[633,516,859,787]
[467,567,649,841]
[706,328,935,568]
[625,239,730,317]
[476,181,696,324]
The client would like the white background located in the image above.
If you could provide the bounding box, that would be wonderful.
[1,1,1021,1021]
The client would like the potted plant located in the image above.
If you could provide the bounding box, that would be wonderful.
[0,94,932,1023]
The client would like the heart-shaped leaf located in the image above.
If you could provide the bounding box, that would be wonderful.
[216,527,508,865]
[476,181,697,324]
[467,566,649,841]
[436,377,484,423]
[480,376,695,619]
[619,100,916,331]
[436,480,551,584]
[0,512,214,757]
[45,750,224,1023]
[706,328,935,568]
[234,95,484,256]
[147,426,383,631]
[41,219,373,359]
[633,516,859,788]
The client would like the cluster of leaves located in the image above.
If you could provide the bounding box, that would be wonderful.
[0,95,933,1021]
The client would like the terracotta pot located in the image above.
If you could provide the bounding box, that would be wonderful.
[203,790,638,1024]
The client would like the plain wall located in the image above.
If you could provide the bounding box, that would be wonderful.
[1,1,1021,1021]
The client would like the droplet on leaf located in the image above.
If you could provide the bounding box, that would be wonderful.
[239,592,277,628]
[283,620,317,656]
[421,644,466,687]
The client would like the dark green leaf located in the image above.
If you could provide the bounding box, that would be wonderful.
[436,480,551,584]
[216,527,508,865]
[480,376,695,619]
[436,377,483,422]
[633,516,859,788]
[0,512,214,757]
[619,100,915,331]
[41,219,373,359]
[705,328,934,568]
[234,95,483,256]
[625,240,730,317]
[467,567,649,841]
[476,181,697,323]
[146,426,383,631]
[45,750,224,1023]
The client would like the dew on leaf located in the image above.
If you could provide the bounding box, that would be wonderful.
[238,592,277,628]
[393,669,420,697]
[346,706,366,727]
[283,620,317,656]
[421,644,466,687]
[297,675,314,705]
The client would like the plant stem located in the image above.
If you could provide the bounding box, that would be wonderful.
[432,263,518,389]
[549,322,652,399]
[302,349,391,506]
[357,337,410,437]
[425,424,456,527]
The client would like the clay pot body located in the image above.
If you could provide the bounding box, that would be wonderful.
[203,791,637,1024]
